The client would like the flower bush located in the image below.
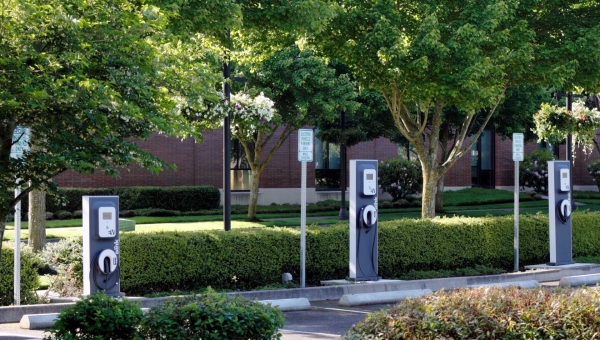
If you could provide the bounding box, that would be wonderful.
[344,286,600,339]
[587,159,600,191]
[378,158,422,200]
[519,149,554,194]
[533,100,600,155]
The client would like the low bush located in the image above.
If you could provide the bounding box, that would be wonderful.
[0,244,42,305]
[42,211,600,296]
[519,149,554,194]
[44,291,143,340]
[56,211,73,220]
[378,158,422,200]
[587,159,600,191]
[140,288,284,340]
[19,185,221,216]
[39,238,83,296]
[343,286,600,339]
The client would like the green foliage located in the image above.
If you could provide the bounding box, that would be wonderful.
[587,160,600,191]
[39,238,83,296]
[0,244,42,305]
[343,286,600,339]
[44,291,144,340]
[378,158,422,200]
[140,288,284,340]
[519,149,554,194]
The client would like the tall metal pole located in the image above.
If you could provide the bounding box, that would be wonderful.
[223,30,231,231]
[514,162,519,272]
[14,186,21,305]
[300,161,307,288]
[338,112,348,220]
[566,93,575,210]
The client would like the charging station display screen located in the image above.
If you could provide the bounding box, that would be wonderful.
[102,212,112,220]
[562,172,568,178]
[366,174,373,180]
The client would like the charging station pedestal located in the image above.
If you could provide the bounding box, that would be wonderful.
[548,161,574,266]
[349,160,380,281]
[83,196,121,296]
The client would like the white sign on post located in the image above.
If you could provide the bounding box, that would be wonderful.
[512,132,523,273]
[297,129,313,288]
[512,133,524,162]
[298,129,313,162]
[11,126,30,306]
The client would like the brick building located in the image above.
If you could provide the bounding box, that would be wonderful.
[54,128,600,205]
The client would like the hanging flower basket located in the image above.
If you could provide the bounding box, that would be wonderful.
[533,100,600,154]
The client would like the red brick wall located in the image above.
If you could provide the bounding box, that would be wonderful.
[53,129,600,190]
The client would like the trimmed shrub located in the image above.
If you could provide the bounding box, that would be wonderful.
[46,211,600,296]
[519,149,554,194]
[56,211,73,220]
[344,286,600,339]
[44,291,143,340]
[0,244,42,306]
[140,288,284,340]
[378,158,422,200]
[25,185,220,214]
[45,212,55,220]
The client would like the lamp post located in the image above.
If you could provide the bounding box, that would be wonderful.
[223,34,232,231]
[338,111,348,220]
[222,29,247,232]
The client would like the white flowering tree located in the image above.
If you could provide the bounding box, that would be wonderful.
[209,46,356,220]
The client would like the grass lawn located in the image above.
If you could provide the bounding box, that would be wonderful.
[3,188,600,241]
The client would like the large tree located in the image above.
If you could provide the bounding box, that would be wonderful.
[0,0,220,265]
[315,0,600,218]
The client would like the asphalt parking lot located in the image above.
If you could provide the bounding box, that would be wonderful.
[281,300,391,339]
[0,300,388,340]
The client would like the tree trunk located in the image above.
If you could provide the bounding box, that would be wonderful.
[421,161,439,219]
[247,169,261,221]
[0,217,5,272]
[28,187,46,252]
[435,177,445,213]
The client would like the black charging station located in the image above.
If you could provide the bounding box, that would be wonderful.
[83,196,121,296]
[349,160,380,281]
[547,161,574,265]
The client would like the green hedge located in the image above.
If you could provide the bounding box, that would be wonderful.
[0,245,42,305]
[115,211,600,295]
[19,186,220,215]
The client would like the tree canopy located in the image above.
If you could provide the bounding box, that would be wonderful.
[314,0,600,218]
[0,0,221,247]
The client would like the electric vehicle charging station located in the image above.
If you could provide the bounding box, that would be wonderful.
[349,160,380,281]
[83,196,121,296]
[548,161,575,266]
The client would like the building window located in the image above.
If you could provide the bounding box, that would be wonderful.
[398,143,417,161]
[315,134,341,191]
[231,139,253,191]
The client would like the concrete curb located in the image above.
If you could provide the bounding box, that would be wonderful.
[559,273,600,287]
[3,263,600,324]
[19,314,58,330]
[339,289,432,307]
[465,280,539,289]
[259,298,311,311]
